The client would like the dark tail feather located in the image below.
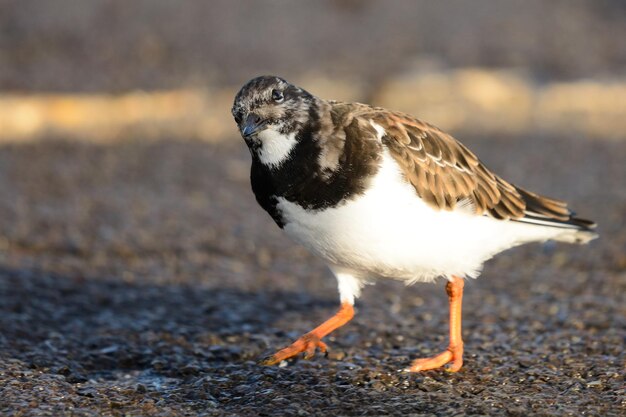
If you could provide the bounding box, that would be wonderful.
[513,186,598,243]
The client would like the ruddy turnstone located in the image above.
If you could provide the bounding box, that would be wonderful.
[232,75,597,372]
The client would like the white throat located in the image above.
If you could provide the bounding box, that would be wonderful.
[256,128,297,169]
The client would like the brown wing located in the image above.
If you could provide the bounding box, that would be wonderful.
[369,110,573,221]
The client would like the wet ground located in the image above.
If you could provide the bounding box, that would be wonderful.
[0,135,624,416]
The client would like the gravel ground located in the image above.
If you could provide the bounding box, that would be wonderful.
[0,135,624,416]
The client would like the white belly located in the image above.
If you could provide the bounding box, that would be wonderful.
[277,152,561,283]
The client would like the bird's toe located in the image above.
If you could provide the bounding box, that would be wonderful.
[260,333,329,365]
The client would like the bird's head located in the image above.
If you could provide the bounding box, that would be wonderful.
[232,75,316,167]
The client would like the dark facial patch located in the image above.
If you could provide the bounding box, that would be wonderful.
[233,76,381,228]
[232,76,313,134]
[248,101,381,228]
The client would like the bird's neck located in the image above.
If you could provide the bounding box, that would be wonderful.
[250,98,326,170]
[250,100,382,225]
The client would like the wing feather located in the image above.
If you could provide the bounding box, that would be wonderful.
[331,103,594,230]
[365,110,551,221]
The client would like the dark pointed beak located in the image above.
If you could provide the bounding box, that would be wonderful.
[241,113,265,137]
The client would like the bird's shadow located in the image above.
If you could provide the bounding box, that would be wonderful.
[0,265,336,378]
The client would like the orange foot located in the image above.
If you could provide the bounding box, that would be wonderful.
[260,302,354,365]
[408,276,466,373]
[408,343,463,372]
[260,333,329,365]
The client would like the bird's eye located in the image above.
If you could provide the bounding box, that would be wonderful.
[271,89,284,102]
[234,113,243,124]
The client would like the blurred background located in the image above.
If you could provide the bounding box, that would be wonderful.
[1,1,624,415]
[1,0,626,140]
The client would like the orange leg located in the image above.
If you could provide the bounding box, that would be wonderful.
[409,276,465,372]
[261,302,354,365]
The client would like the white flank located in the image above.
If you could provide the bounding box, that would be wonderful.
[277,150,575,287]
[256,128,297,168]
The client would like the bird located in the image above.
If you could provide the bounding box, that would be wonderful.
[231,75,597,372]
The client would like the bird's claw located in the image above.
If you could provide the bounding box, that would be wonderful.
[260,333,328,365]
[407,344,464,372]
